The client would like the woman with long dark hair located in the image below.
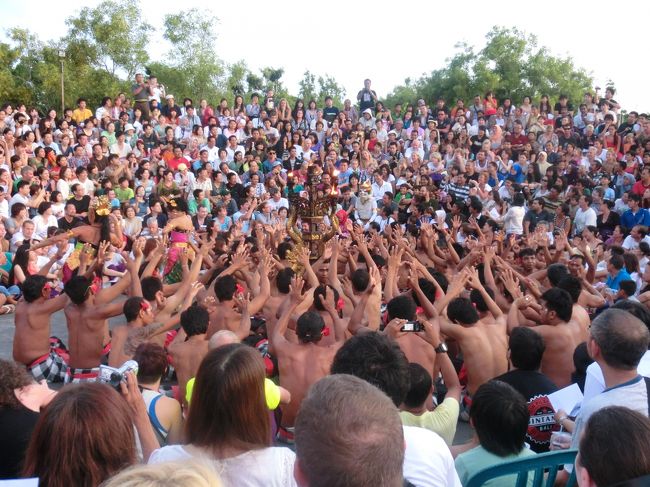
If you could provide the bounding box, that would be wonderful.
[23,380,158,487]
[148,344,296,486]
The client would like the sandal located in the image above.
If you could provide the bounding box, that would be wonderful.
[0,304,15,315]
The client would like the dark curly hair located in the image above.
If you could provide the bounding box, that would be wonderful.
[0,359,34,409]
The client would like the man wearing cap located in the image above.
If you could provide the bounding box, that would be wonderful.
[161,94,182,119]
[132,73,152,121]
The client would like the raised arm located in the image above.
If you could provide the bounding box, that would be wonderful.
[233,292,253,341]
[318,286,347,343]
[248,254,271,315]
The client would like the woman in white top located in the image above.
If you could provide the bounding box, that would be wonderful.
[32,201,58,239]
[148,344,296,487]
[503,192,526,236]
[56,166,74,200]
[121,205,142,239]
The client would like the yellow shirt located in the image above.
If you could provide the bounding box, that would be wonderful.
[399,397,460,446]
[72,108,93,124]
[185,377,281,410]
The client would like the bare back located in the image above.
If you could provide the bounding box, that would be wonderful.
[13,300,56,364]
[276,342,339,428]
[169,336,209,404]
[207,304,240,338]
[397,334,437,378]
[532,322,583,388]
[64,303,108,369]
[456,323,508,396]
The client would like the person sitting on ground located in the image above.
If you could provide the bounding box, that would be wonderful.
[575,406,650,487]
[133,342,183,446]
[495,327,558,452]
[148,344,297,486]
[454,380,535,487]
[294,374,406,487]
[398,318,461,446]
[331,330,462,487]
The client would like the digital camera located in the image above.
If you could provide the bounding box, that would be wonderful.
[98,360,139,389]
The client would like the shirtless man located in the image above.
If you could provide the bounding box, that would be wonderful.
[109,282,202,367]
[168,303,211,406]
[63,256,139,383]
[13,275,69,382]
[139,243,208,338]
[269,277,346,443]
[509,288,582,387]
[557,275,595,339]
[437,270,508,396]
[207,256,270,338]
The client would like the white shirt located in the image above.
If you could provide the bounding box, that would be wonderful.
[371,181,393,201]
[0,198,8,219]
[503,206,526,235]
[268,197,289,211]
[201,144,219,163]
[403,426,462,487]
[32,214,58,239]
[149,445,296,487]
[583,351,650,404]
[622,235,650,251]
[573,207,597,235]
[71,178,95,197]
[9,193,30,212]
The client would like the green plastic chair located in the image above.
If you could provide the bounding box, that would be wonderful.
[465,449,578,487]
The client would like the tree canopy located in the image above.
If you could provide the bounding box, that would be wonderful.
[1,10,596,115]
[384,27,594,109]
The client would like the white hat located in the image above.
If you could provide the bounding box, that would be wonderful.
[177,163,187,171]
[124,123,134,132]
[363,108,373,115]
[166,94,174,100]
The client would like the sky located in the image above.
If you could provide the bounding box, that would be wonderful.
[2,0,648,111]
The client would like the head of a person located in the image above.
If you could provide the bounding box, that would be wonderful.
[122,296,154,325]
[296,311,326,344]
[214,274,237,302]
[540,288,573,324]
[181,304,209,337]
[133,342,168,385]
[331,332,410,406]
[447,297,480,326]
[0,359,35,409]
[185,344,270,451]
[21,274,52,303]
[23,383,136,486]
[403,362,434,409]
[588,308,650,370]
[63,275,94,305]
[577,406,650,487]
[294,374,405,487]
[470,380,529,457]
[386,294,417,321]
[508,327,545,371]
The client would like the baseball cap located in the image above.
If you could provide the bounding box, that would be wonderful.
[165,94,174,100]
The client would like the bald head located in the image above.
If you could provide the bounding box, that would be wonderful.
[208,330,239,350]
[295,374,404,487]
[590,308,650,370]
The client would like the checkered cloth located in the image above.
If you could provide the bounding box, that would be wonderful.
[65,367,99,384]
[27,336,69,383]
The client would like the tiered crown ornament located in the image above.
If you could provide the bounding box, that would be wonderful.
[286,164,339,268]
[91,195,111,216]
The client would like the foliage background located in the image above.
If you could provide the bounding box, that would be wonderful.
[0,1,598,114]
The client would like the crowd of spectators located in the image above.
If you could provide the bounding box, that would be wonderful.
[1,75,650,486]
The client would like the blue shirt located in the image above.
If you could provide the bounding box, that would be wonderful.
[606,269,632,291]
[621,208,650,230]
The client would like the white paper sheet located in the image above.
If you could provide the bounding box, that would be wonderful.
[547,383,584,416]
[0,480,39,487]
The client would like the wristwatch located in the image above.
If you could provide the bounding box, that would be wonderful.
[434,343,448,354]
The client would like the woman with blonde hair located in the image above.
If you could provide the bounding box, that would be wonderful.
[103,460,222,487]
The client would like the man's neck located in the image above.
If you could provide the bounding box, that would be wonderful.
[400,403,428,415]
[600,362,640,390]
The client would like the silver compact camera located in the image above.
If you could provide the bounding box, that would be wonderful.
[98,360,138,389]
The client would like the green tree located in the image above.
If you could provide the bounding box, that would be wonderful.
[317,74,346,106]
[385,26,594,109]
[298,70,317,103]
[161,8,225,101]
[64,0,153,79]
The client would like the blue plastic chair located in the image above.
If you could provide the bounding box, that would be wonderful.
[465,449,578,487]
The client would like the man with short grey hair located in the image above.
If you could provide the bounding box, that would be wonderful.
[556,308,650,481]
[294,374,405,487]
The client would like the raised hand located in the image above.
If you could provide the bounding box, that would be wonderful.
[289,275,306,302]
